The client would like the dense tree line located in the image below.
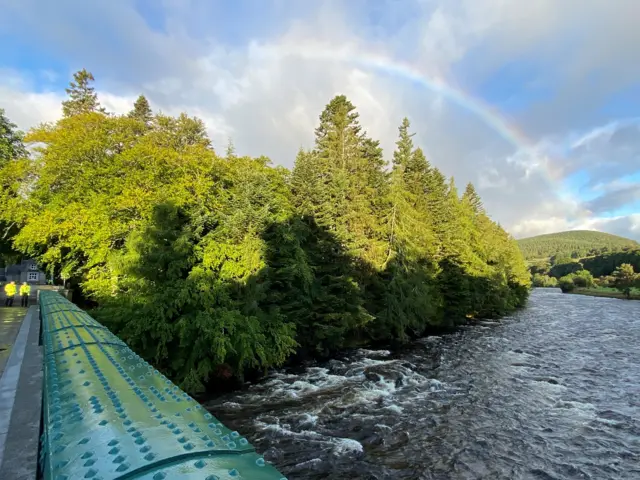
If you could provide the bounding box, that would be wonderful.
[518,230,638,261]
[0,71,530,393]
[0,108,26,266]
[557,263,639,299]
[581,249,640,278]
[530,249,640,280]
[528,239,640,298]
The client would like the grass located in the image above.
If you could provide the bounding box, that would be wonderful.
[568,287,640,300]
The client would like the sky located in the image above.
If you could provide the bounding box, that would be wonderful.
[1,0,639,240]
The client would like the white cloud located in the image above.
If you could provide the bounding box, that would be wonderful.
[511,213,640,240]
[0,70,62,129]
[1,0,640,240]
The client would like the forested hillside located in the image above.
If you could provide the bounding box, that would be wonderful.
[522,228,640,296]
[0,70,530,393]
[518,230,638,261]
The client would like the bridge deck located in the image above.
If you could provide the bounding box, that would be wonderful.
[0,307,27,376]
[40,292,287,479]
[0,295,288,479]
[0,306,42,480]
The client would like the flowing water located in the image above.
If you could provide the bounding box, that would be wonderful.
[204,289,640,479]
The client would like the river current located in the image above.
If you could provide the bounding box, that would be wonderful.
[204,288,640,479]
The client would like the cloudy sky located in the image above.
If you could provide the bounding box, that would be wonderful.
[1,0,639,239]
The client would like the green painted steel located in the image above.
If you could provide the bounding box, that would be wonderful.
[39,291,287,480]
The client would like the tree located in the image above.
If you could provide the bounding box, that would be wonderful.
[613,263,638,299]
[0,108,27,165]
[225,138,236,159]
[558,275,575,292]
[371,118,438,340]
[298,94,387,265]
[0,89,533,394]
[532,274,557,288]
[128,95,152,124]
[62,69,105,117]
[0,109,27,265]
[572,269,594,288]
[462,182,484,215]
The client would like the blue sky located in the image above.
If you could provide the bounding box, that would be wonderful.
[1,0,639,239]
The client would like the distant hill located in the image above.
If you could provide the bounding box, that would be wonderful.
[517,230,639,261]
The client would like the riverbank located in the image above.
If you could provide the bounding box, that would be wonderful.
[567,287,640,300]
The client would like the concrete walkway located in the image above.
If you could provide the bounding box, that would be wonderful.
[0,307,27,377]
[0,306,41,480]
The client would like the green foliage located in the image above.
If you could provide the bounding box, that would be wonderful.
[595,275,615,288]
[549,261,583,278]
[62,69,106,117]
[462,182,484,215]
[581,249,640,277]
[558,275,576,292]
[557,270,595,292]
[525,236,640,295]
[612,263,639,299]
[128,95,153,125]
[0,108,26,265]
[518,230,638,260]
[532,273,557,287]
[571,270,595,288]
[0,108,27,165]
[0,72,531,393]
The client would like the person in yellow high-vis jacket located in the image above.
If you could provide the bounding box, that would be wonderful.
[4,281,17,307]
[20,282,31,307]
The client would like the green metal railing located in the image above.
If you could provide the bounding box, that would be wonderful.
[39,291,287,479]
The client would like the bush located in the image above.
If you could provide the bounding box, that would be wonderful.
[558,275,575,292]
[572,270,594,288]
[532,273,558,287]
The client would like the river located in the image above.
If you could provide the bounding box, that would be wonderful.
[204,288,640,479]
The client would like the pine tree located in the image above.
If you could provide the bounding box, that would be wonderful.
[128,95,152,124]
[371,118,439,340]
[405,147,429,197]
[310,95,363,239]
[423,166,450,259]
[62,69,105,117]
[446,177,480,263]
[302,95,387,265]
[225,138,236,159]
[0,108,26,165]
[393,118,414,169]
[463,182,484,215]
[384,116,417,268]
[0,109,25,266]
[291,148,321,218]
[1,89,534,392]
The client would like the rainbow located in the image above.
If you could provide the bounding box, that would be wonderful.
[270,44,565,182]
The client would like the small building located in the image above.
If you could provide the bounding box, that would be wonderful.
[0,259,47,285]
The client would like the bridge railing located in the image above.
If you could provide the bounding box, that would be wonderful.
[39,291,286,480]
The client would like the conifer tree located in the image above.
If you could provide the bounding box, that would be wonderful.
[291,148,321,218]
[301,95,387,264]
[225,138,236,159]
[309,95,362,239]
[0,108,26,164]
[423,167,451,259]
[371,118,439,340]
[0,109,25,265]
[62,69,106,117]
[0,88,533,392]
[463,182,484,215]
[128,95,153,124]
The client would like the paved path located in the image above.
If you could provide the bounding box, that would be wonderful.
[0,306,40,480]
[0,308,27,378]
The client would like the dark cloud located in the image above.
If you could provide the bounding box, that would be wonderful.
[585,185,640,214]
